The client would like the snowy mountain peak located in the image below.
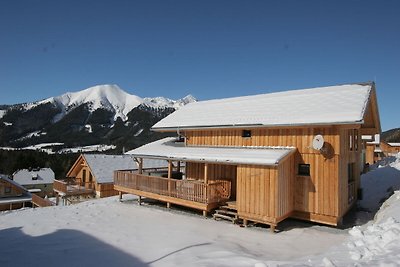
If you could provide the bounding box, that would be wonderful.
[178,94,197,105]
[24,84,195,123]
[54,84,143,121]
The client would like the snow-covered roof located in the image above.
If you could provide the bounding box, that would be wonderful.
[128,138,296,166]
[83,154,168,184]
[152,83,373,131]
[388,143,400,147]
[13,168,55,186]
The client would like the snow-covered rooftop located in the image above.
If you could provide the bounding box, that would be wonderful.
[388,143,400,147]
[13,168,55,186]
[83,154,168,184]
[127,137,296,166]
[152,83,373,130]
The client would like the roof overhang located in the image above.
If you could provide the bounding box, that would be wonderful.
[127,138,297,166]
[151,121,364,132]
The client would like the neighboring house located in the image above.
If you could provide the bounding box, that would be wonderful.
[0,174,32,211]
[13,168,55,198]
[364,134,400,164]
[54,154,168,204]
[115,82,381,232]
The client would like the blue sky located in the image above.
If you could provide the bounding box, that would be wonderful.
[0,0,399,130]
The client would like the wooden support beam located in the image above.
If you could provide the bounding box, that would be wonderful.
[243,219,248,227]
[204,163,209,202]
[203,210,207,217]
[138,196,142,205]
[119,191,122,201]
[168,160,172,196]
[168,160,173,178]
[167,202,171,209]
[177,161,181,172]
[138,158,143,174]
[270,225,276,233]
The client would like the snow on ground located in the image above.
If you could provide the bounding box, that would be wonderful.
[1,154,400,266]
[58,144,116,153]
[0,110,6,119]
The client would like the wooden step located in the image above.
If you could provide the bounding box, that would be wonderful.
[213,213,238,223]
[214,209,238,217]
[219,205,238,211]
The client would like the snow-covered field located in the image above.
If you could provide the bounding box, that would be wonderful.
[1,154,400,267]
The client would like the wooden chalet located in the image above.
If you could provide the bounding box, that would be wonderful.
[54,154,167,204]
[0,175,32,211]
[114,82,381,231]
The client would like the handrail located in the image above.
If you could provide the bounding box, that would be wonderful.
[53,179,95,194]
[32,193,55,207]
[114,171,231,204]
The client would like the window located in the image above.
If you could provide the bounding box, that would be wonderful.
[349,129,359,151]
[298,164,310,176]
[242,130,252,138]
[349,129,354,151]
[348,163,355,182]
[82,169,87,183]
[5,186,11,194]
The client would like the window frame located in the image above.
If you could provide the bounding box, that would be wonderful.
[298,164,311,176]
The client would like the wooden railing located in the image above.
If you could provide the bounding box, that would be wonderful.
[114,171,231,204]
[348,181,356,204]
[32,193,55,207]
[53,178,94,195]
[53,179,68,193]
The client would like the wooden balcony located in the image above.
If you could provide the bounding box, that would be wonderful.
[114,171,231,212]
[53,178,95,196]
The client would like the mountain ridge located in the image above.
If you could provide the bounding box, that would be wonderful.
[19,84,195,122]
[0,84,196,152]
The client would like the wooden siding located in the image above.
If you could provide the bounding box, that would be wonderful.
[338,128,361,217]
[186,162,237,199]
[186,127,342,154]
[97,183,118,198]
[0,179,24,198]
[185,126,361,226]
[236,162,294,225]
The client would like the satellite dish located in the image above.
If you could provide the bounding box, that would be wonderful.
[312,135,325,150]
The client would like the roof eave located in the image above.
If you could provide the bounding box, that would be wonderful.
[151,121,365,132]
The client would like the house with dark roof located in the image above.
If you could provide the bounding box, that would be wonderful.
[114,82,381,232]
[13,168,55,198]
[0,174,32,211]
[54,154,168,204]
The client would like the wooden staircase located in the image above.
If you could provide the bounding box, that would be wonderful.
[213,201,240,224]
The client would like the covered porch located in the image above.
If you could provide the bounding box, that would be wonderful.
[114,163,231,215]
[115,138,296,223]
